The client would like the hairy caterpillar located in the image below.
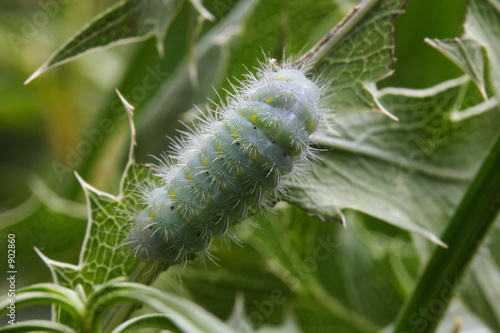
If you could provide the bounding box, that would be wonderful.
[128,63,323,265]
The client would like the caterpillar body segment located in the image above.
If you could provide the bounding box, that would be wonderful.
[128,67,322,265]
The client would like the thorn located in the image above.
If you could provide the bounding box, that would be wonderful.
[115,89,135,114]
[364,82,399,121]
[376,106,399,121]
[24,65,46,85]
[339,212,347,228]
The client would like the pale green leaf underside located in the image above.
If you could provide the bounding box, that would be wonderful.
[289,76,499,246]
[25,0,184,84]
[426,37,487,99]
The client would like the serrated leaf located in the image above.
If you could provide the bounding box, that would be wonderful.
[25,0,185,84]
[40,172,154,294]
[300,0,409,119]
[425,37,487,99]
[289,76,499,245]
[36,100,158,298]
[39,168,144,294]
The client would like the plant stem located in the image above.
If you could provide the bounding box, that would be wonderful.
[393,131,500,333]
[101,263,168,332]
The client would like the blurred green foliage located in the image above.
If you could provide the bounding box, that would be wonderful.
[0,0,498,332]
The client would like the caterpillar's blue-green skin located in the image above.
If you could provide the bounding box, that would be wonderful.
[129,68,321,264]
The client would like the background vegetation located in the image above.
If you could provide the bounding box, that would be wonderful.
[0,0,498,332]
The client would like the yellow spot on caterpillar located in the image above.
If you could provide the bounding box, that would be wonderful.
[216,145,222,152]
[293,104,299,109]
[231,131,237,137]
[308,122,315,129]
[236,171,242,177]
[251,114,258,121]
[169,192,176,199]
[149,212,155,219]
[252,155,260,161]
[275,131,281,137]
[187,174,192,180]
[277,75,284,80]
[266,97,274,103]
[202,160,208,167]
[205,201,212,207]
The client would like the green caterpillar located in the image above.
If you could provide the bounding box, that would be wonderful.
[128,64,322,265]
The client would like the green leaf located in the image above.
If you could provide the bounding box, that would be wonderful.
[166,204,413,332]
[25,0,186,84]
[37,119,155,296]
[289,76,499,245]
[392,0,500,331]
[425,37,487,99]
[35,0,264,292]
[7,0,500,332]
[0,320,76,333]
[300,0,409,119]
[110,314,179,333]
[21,1,263,329]
[87,281,234,333]
[0,284,85,328]
[248,206,404,332]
